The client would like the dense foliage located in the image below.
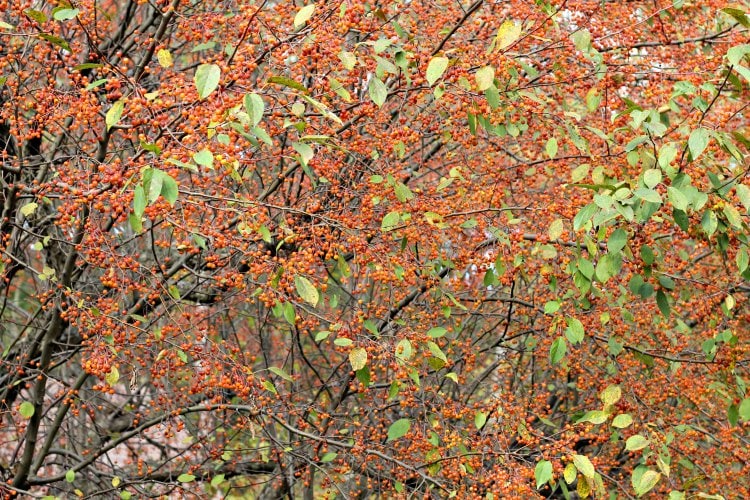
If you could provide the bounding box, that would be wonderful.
[2,0,750,497]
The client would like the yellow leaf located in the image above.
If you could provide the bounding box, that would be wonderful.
[157,49,173,68]
[349,347,368,371]
[495,20,521,51]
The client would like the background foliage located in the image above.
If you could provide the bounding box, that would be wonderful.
[1,0,750,497]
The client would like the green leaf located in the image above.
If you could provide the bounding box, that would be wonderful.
[656,289,670,317]
[349,347,368,371]
[194,64,221,99]
[426,56,449,86]
[474,411,488,429]
[268,76,308,92]
[387,418,411,441]
[368,77,387,107]
[565,317,585,344]
[475,65,495,91]
[244,93,265,126]
[572,454,595,479]
[549,337,567,365]
[65,469,75,483]
[210,474,226,487]
[294,4,315,29]
[427,341,447,363]
[573,203,597,231]
[739,398,750,421]
[394,182,414,202]
[19,401,35,419]
[495,20,521,51]
[688,128,710,160]
[625,434,649,451]
[320,452,337,463]
[269,366,292,382]
[106,100,125,131]
[177,473,195,483]
[535,460,553,489]
[381,211,400,231]
[427,327,447,338]
[333,337,352,347]
[612,413,633,428]
[667,186,689,212]
[38,33,70,51]
[546,137,558,159]
[544,300,560,314]
[53,8,79,21]
[294,275,319,306]
[608,228,627,253]
[151,170,178,205]
[292,141,314,166]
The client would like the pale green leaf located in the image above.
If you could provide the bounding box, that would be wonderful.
[368,77,387,107]
[633,470,660,497]
[244,93,265,126]
[688,128,710,161]
[381,211,400,231]
[294,4,315,29]
[546,137,558,159]
[177,473,195,483]
[625,434,650,451]
[612,413,634,428]
[194,64,221,99]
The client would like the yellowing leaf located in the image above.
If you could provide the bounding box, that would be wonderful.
[294,4,315,29]
[425,56,449,86]
[548,218,564,240]
[573,454,595,479]
[600,384,621,407]
[294,275,319,306]
[20,202,38,217]
[106,100,124,131]
[495,20,522,51]
[105,366,119,387]
[475,65,495,91]
[157,49,173,68]
[349,347,367,371]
